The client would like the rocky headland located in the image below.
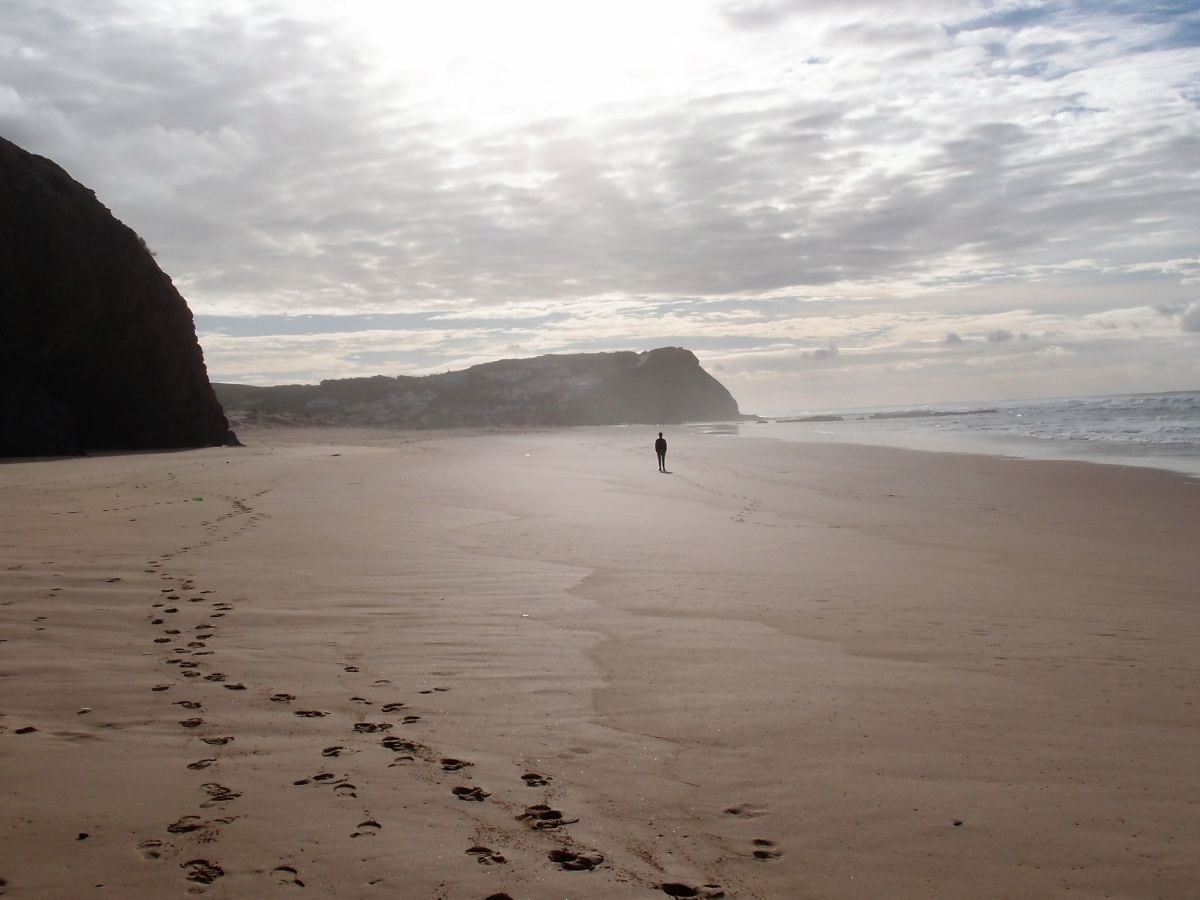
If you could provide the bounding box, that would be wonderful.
[215,347,741,428]
[0,135,233,457]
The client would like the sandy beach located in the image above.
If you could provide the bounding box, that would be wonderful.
[2,426,1199,899]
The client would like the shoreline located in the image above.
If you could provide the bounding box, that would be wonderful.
[701,418,1200,480]
[3,426,1199,898]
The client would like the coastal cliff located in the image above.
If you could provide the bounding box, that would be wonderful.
[0,135,233,456]
[216,347,741,428]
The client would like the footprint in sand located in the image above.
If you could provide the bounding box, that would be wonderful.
[294,772,338,786]
[549,849,605,871]
[516,804,576,829]
[380,702,407,713]
[179,718,204,728]
[466,846,507,865]
[271,865,305,887]
[182,859,224,885]
[271,693,295,703]
[343,665,360,673]
[223,683,247,691]
[203,673,228,683]
[660,883,726,899]
[380,736,427,760]
[294,710,329,718]
[321,746,345,758]
[187,759,217,770]
[137,839,165,860]
[440,758,472,772]
[351,820,381,838]
[174,701,203,710]
[350,696,372,705]
[353,722,392,733]
[200,783,241,805]
[521,772,551,787]
[152,685,172,692]
[451,786,490,802]
[202,736,234,746]
[15,726,38,735]
[332,783,357,798]
[167,816,205,834]
[723,804,765,819]
[752,838,782,860]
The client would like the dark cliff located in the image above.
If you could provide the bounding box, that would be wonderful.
[216,347,741,428]
[0,135,233,456]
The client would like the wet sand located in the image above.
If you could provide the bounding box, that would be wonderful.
[2,426,1198,898]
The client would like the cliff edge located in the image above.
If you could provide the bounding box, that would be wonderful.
[0,135,233,456]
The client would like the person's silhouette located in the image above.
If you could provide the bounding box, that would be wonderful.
[654,432,668,472]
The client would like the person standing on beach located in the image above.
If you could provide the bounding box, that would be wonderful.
[655,432,668,472]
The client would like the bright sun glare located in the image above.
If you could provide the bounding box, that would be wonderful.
[344,0,714,126]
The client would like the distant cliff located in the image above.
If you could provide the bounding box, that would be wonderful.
[0,135,233,456]
[215,347,741,428]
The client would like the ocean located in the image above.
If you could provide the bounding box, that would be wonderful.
[706,390,1200,478]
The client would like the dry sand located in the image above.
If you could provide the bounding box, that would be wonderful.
[2,426,1199,899]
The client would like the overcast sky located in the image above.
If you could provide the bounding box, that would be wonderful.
[3,1,1198,412]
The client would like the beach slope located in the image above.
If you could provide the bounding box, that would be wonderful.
[2,427,1198,898]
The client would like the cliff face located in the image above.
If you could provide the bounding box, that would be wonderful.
[0,135,232,456]
[216,347,741,428]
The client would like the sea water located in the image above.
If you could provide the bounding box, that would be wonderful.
[709,390,1200,478]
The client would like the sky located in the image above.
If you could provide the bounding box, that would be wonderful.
[2,0,1198,414]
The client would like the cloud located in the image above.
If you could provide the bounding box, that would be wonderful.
[2,0,1198,408]
[1182,302,1200,333]
[808,343,840,361]
[720,0,971,32]
[5,0,1196,315]
[1036,344,1073,357]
